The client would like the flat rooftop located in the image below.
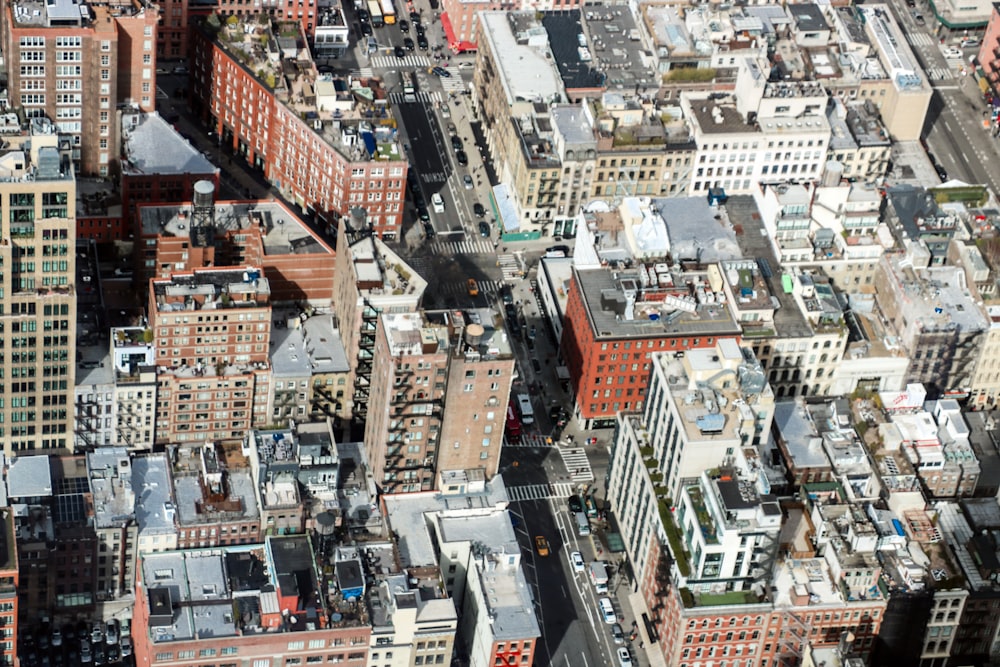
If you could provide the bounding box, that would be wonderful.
[133,454,176,537]
[7,456,53,499]
[652,197,742,263]
[773,400,835,470]
[123,112,217,177]
[481,12,565,105]
[87,448,136,529]
[152,268,271,313]
[271,315,350,377]
[382,479,511,568]
[574,267,742,340]
[141,200,332,258]
[348,235,428,300]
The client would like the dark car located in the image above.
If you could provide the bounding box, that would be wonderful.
[394,45,406,58]
[398,19,409,31]
[456,150,468,166]
[473,202,486,217]
[432,66,451,77]
[417,207,430,222]
[479,220,491,237]
[409,10,420,21]
[417,35,429,50]
[403,37,415,51]
[935,164,948,181]
[568,495,583,513]
[358,8,369,20]
[360,21,372,36]
[423,222,436,238]
[501,285,514,305]
[451,135,464,152]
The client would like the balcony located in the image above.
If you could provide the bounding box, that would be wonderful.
[686,485,719,545]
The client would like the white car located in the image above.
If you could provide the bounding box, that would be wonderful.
[431,192,445,213]
[943,47,962,59]
[571,551,585,573]
[599,597,617,624]
[617,647,633,667]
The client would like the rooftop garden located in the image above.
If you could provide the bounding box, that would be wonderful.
[687,485,719,545]
[680,587,761,608]
[658,499,691,577]
[663,67,717,84]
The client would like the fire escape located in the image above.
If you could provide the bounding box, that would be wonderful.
[776,609,812,666]
[352,301,379,421]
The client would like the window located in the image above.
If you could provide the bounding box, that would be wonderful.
[287,642,305,651]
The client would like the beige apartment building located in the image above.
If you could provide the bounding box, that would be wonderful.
[0,0,158,176]
[0,121,76,455]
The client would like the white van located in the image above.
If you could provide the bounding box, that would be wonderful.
[598,597,617,624]
[431,192,445,213]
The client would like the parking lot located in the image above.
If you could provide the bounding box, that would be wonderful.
[19,617,133,667]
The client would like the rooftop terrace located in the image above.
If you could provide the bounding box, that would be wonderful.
[152,268,271,313]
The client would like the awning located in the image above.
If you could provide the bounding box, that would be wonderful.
[440,12,477,53]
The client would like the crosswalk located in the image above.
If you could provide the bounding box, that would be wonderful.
[559,447,595,483]
[429,237,495,255]
[906,33,935,48]
[354,67,375,79]
[506,482,576,503]
[371,54,432,69]
[390,90,445,105]
[925,67,954,81]
[498,254,522,281]
[440,76,466,94]
[504,433,554,448]
[434,278,504,298]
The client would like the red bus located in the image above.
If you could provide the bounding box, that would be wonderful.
[505,403,522,444]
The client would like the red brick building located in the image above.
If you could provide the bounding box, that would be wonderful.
[133,535,370,667]
[149,267,273,445]
[0,0,158,176]
[190,16,407,239]
[560,266,742,428]
[979,6,1000,98]
[0,510,18,667]
[137,198,337,304]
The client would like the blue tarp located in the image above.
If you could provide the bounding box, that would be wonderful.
[361,130,376,158]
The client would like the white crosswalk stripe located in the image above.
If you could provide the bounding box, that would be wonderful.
[497,254,522,281]
[371,54,432,69]
[504,433,553,448]
[354,68,375,79]
[926,68,953,81]
[440,76,466,93]
[506,482,576,503]
[906,33,934,47]
[390,90,444,105]
[430,238,495,255]
[437,278,503,297]
[559,447,595,483]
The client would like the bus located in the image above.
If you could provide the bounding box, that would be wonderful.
[505,403,522,444]
[402,71,416,102]
[366,0,383,27]
[379,0,395,24]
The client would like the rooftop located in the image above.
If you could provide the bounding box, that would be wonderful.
[152,268,271,314]
[133,454,176,537]
[720,259,774,311]
[347,235,427,301]
[541,11,606,91]
[773,400,836,471]
[141,200,332,259]
[201,15,402,162]
[654,342,769,444]
[171,445,259,525]
[382,479,511,568]
[885,258,988,336]
[653,197,742,263]
[481,12,565,105]
[270,315,350,377]
[7,456,53,499]
[574,266,742,340]
[122,112,217,176]
[11,0,149,28]
[87,447,136,529]
[0,119,74,183]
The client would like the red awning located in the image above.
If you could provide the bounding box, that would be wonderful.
[440,12,477,53]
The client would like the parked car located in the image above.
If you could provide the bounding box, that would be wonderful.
[90,622,103,645]
[478,220,491,237]
[51,629,62,648]
[617,647,633,667]
[473,202,486,217]
[611,623,625,644]
[360,22,372,36]
[463,174,474,189]
[105,620,119,645]
[571,551,586,573]
[451,135,464,152]
[456,150,468,166]
[120,636,133,658]
[599,597,617,624]
[568,495,583,513]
